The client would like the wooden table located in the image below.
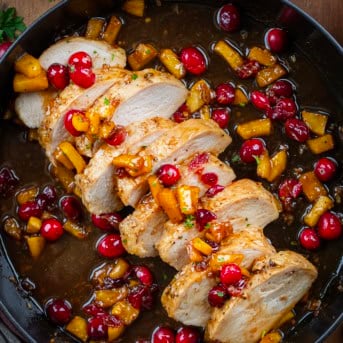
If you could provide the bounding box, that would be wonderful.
[0,0,342,342]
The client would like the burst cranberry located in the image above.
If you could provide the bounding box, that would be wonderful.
[42,185,58,205]
[226,276,248,297]
[188,153,209,171]
[212,108,230,129]
[0,167,18,197]
[237,60,260,79]
[173,104,189,123]
[105,126,127,146]
[195,209,217,231]
[285,118,310,142]
[268,80,293,99]
[250,91,271,111]
[18,201,43,221]
[314,158,337,182]
[45,299,72,325]
[68,51,92,69]
[64,109,84,136]
[128,285,155,310]
[220,263,242,285]
[278,179,302,200]
[180,47,207,75]
[133,266,153,286]
[87,317,108,340]
[97,234,125,258]
[69,66,95,88]
[201,172,218,186]
[267,98,297,120]
[208,284,227,307]
[40,218,64,241]
[0,41,12,58]
[60,196,82,220]
[205,184,225,197]
[239,138,265,163]
[215,83,235,105]
[217,4,240,32]
[265,28,288,53]
[36,194,49,210]
[152,326,175,343]
[83,303,107,317]
[91,212,122,231]
[47,63,70,90]
[299,228,320,250]
[157,164,181,186]
[318,212,342,240]
[176,327,201,343]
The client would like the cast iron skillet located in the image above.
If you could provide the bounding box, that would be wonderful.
[0,0,342,342]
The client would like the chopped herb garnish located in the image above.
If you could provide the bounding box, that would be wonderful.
[184,215,195,228]
[204,222,211,229]
[132,73,138,80]
[0,7,26,43]
[253,155,261,165]
[69,65,76,73]
[217,256,225,262]
[93,50,97,54]
[104,97,110,106]
[217,291,225,297]
[111,53,115,61]
[239,102,246,107]
[290,240,298,246]
[122,239,127,244]
[145,49,151,55]
[231,153,241,163]
[163,273,168,281]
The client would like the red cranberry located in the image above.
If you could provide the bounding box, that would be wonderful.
[215,83,235,105]
[314,158,337,182]
[318,212,342,240]
[285,118,310,142]
[268,80,293,98]
[69,67,95,88]
[45,298,72,325]
[133,266,153,286]
[128,285,155,310]
[201,173,218,187]
[18,201,43,221]
[217,4,240,32]
[97,234,125,258]
[220,263,242,285]
[176,327,200,343]
[267,98,297,121]
[250,91,271,111]
[152,326,175,343]
[237,60,260,79]
[105,126,127,146]
[157,164,181,186]
[68,51,92,69]
[208,284,227,307]
[42,185,58,205]
[47,63,70,90]
[180,47,207,75]
[195,209,217,231]
[205,184,225,198]
[64,109,84,137]
[87,316,108,340]
[239,138,265,163]
[211,108,230,129]
[91,212,122,231]
[278,179,302,200]
[36,194,49,211]
[173,104,189,123]
[60,196,82,220]
[188,153,209,171]
[299,228,320,250]
[0,41,12,58]
[83,303,107,317]
[265,28,288,53]
[40,218,64,241]
[0,167,18,198]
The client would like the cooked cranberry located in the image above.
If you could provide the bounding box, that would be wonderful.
[201,173,218,186]
[115,167,129,178]
[211,108,230,129]
[69,66,95,88]
[173,104,189,123]
[152,326,175,343]
[217,4,240,32]
[250,91,271,111]
[157,164,181,186]
[208,284,227,307]
[91,212,122,231]
[0,167,18,198]
[226,276,248,297]
[205,184,225,198]
[265,28,288,53]
[180,47,207,75]
[18,201,43,221]
[45,298,72,325]
[237,60,260,79]
[267,98,297,121]
[42,185,58,205]
[299,227,320,250]
[220,263,242,285]
[0,41,12,58]
[176,327,201,343]
[128,285,155,310]
[278,179,302,200]
[105,126,127,146]
[60,196,82,220]
[40,218,64,241]
[188,153,209,171]
[314,158,337,182]
[285,118,310,142]
[64,109,84,137]
[47,63,70,90]
[318,212,342,240]
[97,234,125,258]
[195,209,217,231]
[83,303,107,317]
[68,51,92,69]
[133,266,153,286]
[36,194,49,210]
[239,138,265,163]
[215,83,235,105]
[268,80,293,99]
[87,316,108,340]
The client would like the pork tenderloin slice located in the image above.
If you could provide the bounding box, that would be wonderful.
[206,250,318,343]
[161,228,276,327]
[117,119,232,207]
[15,90,57,128]
[76,117,175,214]
[119,155,236,257]
[39,37,126,70]
[157,179,279,270]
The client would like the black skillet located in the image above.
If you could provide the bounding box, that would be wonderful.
[0,0,342,342]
